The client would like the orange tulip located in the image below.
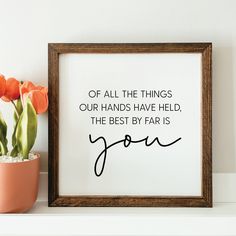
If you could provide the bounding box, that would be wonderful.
[20,81,48,114]
[0,74,6,98]
[1,78,20,102]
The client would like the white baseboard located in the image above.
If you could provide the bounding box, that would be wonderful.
[213,173,236,202]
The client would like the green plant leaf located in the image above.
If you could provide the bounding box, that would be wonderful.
[13,99,23,124]
[10,144,18,157]
[10,99,23,157]
[11,99,23,156]
[15,98,37,158]
[0,112,8,155]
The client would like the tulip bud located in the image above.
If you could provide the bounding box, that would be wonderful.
[0,74,6,98]
[1,78,20,102]
[20,81,48,114]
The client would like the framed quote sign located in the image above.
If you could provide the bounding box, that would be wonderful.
[48,43,212,207]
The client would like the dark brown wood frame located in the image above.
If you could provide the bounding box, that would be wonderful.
[48,43,212,207]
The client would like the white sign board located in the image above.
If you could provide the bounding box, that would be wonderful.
[48,44,212,207]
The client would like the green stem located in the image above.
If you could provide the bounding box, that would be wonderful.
[11,101,20,118]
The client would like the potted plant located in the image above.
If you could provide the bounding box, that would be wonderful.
[0,74,48,213]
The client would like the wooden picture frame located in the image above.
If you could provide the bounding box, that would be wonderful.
[48,43,212,207]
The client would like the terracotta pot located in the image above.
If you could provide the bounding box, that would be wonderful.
[0,154,40,213]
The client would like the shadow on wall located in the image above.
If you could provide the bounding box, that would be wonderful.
[213,45,236,172]
[35,151,48,172]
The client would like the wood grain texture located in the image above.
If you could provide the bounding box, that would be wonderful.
[48,44,59,204]
[48,43,212,207]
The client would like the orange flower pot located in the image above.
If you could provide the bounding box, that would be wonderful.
[0,154,40,213]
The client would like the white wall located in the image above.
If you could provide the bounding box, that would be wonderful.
[0,0,235,173]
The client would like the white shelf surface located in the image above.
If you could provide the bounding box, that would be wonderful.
[0,202,236,236]
[0,173,236,236]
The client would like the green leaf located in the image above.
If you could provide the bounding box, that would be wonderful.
[15,98,37,158]
[11,99,23,157]
[13,99,23,124]
[12,99,23,153]
[0,112,8,155]
[0,112,7,139]
[10,145,18,157]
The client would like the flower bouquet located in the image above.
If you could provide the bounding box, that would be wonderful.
[0,74,48,213]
